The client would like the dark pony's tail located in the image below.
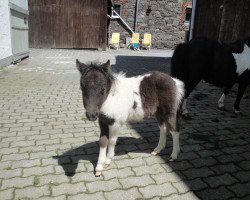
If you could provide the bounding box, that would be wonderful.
[171,43,189,83]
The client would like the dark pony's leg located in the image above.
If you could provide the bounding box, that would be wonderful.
[218,82,235,110]
[234,77,249,113]
[95,120,109,176]
[181,78,201,116]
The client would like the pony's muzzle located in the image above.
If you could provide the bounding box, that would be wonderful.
[86,112,98,121]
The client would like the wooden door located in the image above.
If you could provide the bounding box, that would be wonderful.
[194,0,250,42]
[29,0,107,50]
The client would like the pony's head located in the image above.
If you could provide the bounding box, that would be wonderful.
[76,59,113,121]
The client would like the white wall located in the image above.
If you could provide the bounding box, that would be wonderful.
[0,0,12,62]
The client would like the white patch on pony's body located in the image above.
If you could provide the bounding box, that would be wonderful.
[100,73,151,123]
[233,44,250,75]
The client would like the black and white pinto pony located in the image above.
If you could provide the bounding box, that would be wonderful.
[171,37,250,116]
[76,59,184,176]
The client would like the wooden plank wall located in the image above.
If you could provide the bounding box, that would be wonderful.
[29,0,107,50]
[194,0,250,42]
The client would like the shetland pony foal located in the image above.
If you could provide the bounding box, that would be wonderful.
[76,59,184,176]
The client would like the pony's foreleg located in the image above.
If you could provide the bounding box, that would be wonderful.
[105,123,119,166]
[152,124,167,155]
[95,135,108,176]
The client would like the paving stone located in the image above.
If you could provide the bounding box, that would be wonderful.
[172,181,191,194]
[1,176,34,189]
[238,160,250,170]
[1,153,29,161]
[229,182,250,198]
[23,166,54,177]
[204,173,238,188]
[166,191,200,200]
[196,186,234,200]
[102,167,134,180]
[51,182,86,196]
[0,168,22,179]
[68,192,105,200]
[15,185,50,199]
[232,171,250,183]
[105,188,142,200]
[37,195,67,200]
[182,167,215,180]
[184,178,208,191]
[86,179,122,193]
[0,188,14,200]
[151,172,182,184]
[120,175,155,189]
[12,159,41,169]
[191,157,218,168]
[210,163,241,175]
[139,183,177,199]
[38,174,71,185]
[114,157,146,168]
[133,163,166,176]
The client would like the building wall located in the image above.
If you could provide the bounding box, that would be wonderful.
[109,0,190,49]
[0,0,12,64]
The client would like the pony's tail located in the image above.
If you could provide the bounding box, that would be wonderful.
[171,43,189,83]
[173,78,185,110]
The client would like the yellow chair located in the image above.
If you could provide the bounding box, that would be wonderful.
[142,33,151,50]
[109,33,120,50]
[131,33,140,50]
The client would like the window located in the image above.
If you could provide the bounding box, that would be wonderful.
[114,4,121,16]
[185,7,192,22]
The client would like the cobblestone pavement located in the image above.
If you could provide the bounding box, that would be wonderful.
[0,48,250,200]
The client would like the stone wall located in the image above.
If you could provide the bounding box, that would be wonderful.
[109,0,190,49]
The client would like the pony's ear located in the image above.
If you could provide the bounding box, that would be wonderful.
[76,59,88,74]
[102,60,111,71]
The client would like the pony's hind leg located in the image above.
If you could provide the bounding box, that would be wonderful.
[151,123,167,155]
[218,82,235,110]
[234,78,248,113]
[167,115,180,161]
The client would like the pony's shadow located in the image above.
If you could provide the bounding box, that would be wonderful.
[53,136,157,177]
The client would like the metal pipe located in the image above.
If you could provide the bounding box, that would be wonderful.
[189,0,197,41]
[134,0,140,32]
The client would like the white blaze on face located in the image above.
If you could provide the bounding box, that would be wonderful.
[233,44,250,76]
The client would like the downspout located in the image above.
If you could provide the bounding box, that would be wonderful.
[189,0,197,41]
[134,0,140,32]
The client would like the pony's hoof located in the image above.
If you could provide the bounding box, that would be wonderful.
[168,156,175,162]
[217,106,226,111]
[234,109,242,115]
[104,158,111,167]
[151,151,158,156]
[95,171,102,177]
